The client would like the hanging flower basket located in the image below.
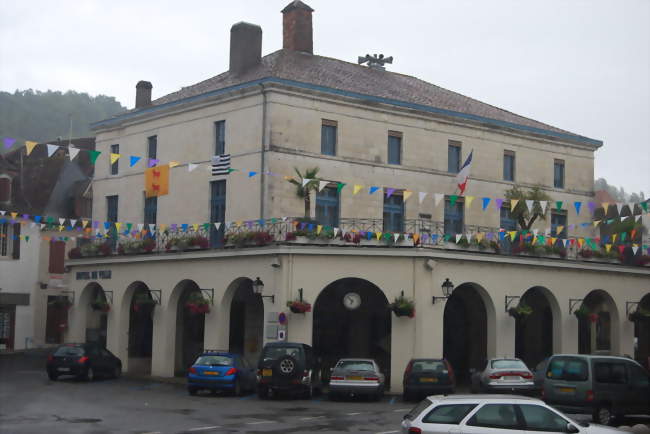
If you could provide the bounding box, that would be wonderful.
[132,294,156,313]
[287,300,312,314]
[508,303,533,320]
[90,299,111,313]
[389,294,415,318]
[588,313,599,323]
[49,296,73,310]
[628,307,650,322]
[185,292,211,314]
[573,305,591,320]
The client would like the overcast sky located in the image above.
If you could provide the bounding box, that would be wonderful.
[1,0,648,194]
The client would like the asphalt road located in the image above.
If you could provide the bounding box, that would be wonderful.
[1,351,648,434]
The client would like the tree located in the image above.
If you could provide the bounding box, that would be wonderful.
[287,167,321,219]
[504,185,553,230]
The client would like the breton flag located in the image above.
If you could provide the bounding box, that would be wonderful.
[211,154,231,176]
[455,150,473,195]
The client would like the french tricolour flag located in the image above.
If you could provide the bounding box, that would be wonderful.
[455,150,473,195]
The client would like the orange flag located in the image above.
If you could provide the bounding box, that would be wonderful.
[145,165,169,197]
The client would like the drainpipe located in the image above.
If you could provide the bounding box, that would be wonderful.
[259,83,268,219]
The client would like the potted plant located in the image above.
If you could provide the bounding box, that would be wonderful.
[142,237,156,253]
[628,307,650,322]
[185,292,211,314]
[252,231,274,246]
[80,242,99,257]
[389,294,415,318]
[90,298,110,313]
[573,304,590,320]
[187,235,209,250]
[98,242,113,256]
[343,231,361,244]
[508,303,533,320]
[287,299,312,314]
[49,296,73,310]
[132,293,156,313]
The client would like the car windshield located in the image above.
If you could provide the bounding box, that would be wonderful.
[546,357,588,381]
[262,346,304,362]
[412,360,446,372]
[195,355,232,366]
[336,361,374,371]
[54,346,84,357]
[491,359,527,370]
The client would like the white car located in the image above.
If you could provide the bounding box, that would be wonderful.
[401,395,625,433]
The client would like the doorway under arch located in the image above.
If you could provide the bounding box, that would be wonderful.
[634,293,650,370]
[228,278,264,366]
[173,280,206,375]
[312,278,391,386]
[127,282,154,375]
[80,282,109,348]
[443,283,493,383]
[515,286,558,368]
[578,289,619,355]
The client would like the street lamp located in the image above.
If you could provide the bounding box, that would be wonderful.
[252,277,274,303]
[433,278,454,304]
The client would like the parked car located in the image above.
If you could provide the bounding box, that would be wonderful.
[401,394,623,434]
[402,358,455,401]
[46,343,121,381]
[187,350,256,396]
[543,354,650,425]
[533,357,550,393]
[328,358,385,401]
[470,358,536,395]
[256,342,322,399]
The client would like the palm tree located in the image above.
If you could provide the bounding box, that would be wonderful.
[287,167,320,219]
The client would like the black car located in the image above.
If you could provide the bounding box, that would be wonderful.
[46,343,122,381]
[402,358,456,401]
[256,342,322,399]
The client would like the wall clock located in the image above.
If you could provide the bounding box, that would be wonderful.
[343,292,361,310]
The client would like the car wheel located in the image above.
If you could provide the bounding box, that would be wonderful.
[593,404,613,425]
[48,372,58,381]
[188,387,198,396]
[85,367,95,382]
[112,365,121,379]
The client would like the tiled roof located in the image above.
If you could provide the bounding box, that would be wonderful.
[101,50,600,145]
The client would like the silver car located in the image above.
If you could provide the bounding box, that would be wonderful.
[471,358,536,395]
[328,358,385,401]
[401,395,624,433]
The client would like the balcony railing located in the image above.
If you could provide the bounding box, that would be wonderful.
[67,217,649,268]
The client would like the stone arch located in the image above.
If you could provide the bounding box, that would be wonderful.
[168,279,205,375]
[514,286,561,368]
[78,282,109,348]
[443,282,496,382]
[578,289,620,355]
[312,277,391,386]
[634,293,650,369]
[123,281,154,375]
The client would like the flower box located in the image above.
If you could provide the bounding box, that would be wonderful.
[508,303,533,320]
[389,294,415,318]
[287,300,311,314]
[185,292,211,315]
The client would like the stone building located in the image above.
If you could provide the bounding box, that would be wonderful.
[64,1,649,389]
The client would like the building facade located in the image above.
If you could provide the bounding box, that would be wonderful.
[65,1,649,389]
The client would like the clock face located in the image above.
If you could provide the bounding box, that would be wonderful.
[343,292,361,310]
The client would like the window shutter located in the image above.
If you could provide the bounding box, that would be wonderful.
[12,223,20,259]
[49,241,66,274]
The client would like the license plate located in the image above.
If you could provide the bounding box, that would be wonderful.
[57,367,70,372]
[347,376,363,381]
[420,377,438,383]
[204,371,219,376]
[558,387,575,393]
[262,369,272,377]
[504,376,519,381]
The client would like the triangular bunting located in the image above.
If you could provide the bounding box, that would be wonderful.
[88,150,101,164]
[434,193,444,207]
[574,202,582,215]
[385,188,395,198]
[68,146,81,160]
[248,171,257,178]
[353,185,364,195]
[418,192,427,204]
[25,141,38,156]
[482,197,491,210]
[540,201,548,214]
[169,161,180,168]
[403,190,413,201]
[465,196,475,209]
[336,183,346,193]
[510,199,519,211]
[301,178,312,187]
[318,181,329,192]
[188,163,198,172]
[369,186,381,195]
[110,153,120,164]
[525,200,534,212]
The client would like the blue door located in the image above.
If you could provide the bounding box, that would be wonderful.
[383,194,404,233]
[316,187,339,227]
[210,181,226,247]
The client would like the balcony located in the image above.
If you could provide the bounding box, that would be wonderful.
[66,217,649,268]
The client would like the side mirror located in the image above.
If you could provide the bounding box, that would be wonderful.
[566,423,579,433]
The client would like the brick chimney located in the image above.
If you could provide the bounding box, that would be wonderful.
[135,81,153,108]
[282,0,314,54]
[229,22,262,76]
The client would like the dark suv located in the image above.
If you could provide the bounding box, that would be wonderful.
[256,342,322,399]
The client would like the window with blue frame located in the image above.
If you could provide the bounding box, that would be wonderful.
[448,141,461,173]
[503,151,515,181]
[144,196,157,225]
[148,135,157,160]
[551,211,567,238]
[110,144,119,175]
[316,186,339,227]
[554,159,565,189]
[215,120,226,155]
[444,197,464,235]
[388,131,402,165]
[383,193,404,233]
[321,120,337,156]
[210,180,226,247]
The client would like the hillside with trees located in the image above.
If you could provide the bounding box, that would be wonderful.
[0,89,125,146]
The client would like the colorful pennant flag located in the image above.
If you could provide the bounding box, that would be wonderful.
[3,137,16,149]
[88,150,101,164]
[434,193,444,207]
[110,153,120,165]
[418,192,427,204]
[403,190,413,201]
[25,141,38,156]
[466,196,475,209]
[318,181,329,192]
[188,163,198,172]
[574,202,582,215]
[482,197,491,210]
[369,186,381,195]
[353,185,363,195]
[336,183,346,193]
[169,161,180,168]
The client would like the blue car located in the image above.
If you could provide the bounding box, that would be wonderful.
[187,351,256,396]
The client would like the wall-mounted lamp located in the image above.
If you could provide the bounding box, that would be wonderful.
[270,256,281,268]
[433,278,454,304]
[252,277,274,303]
